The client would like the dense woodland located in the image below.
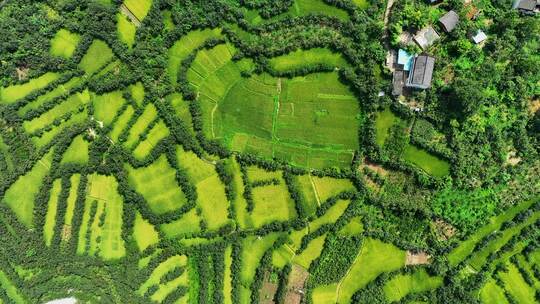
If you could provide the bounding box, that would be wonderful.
[0,0,538,303]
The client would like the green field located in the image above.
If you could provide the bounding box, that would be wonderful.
[403,144,450,177]
[133,212,159,251]
[293,233,327,269]
[224,246,233,304]
[338,216,364,236]
[133,120,170,160]
[117,13,136,48]
[44,179,62,247]
[124,0,153,21]
[17,76,82,115]
[126,155,188,214]
[312,283,339,304]
[352,0,369,9]
[448,199,536,266]
[186,43,361,169]
[160,209,201,238]
[309,199,350,232]
[479,279,509,304]
[2,151,53,227]
[129,82,145,105]
[176,147,230,230]
[375,108,399,147]
[64,174,81,228]
[124,103,158,148]
[269,48,348,72]
[0,270,26,304]
[23,89,91,134]
[93,90,126,126]
[50,29,80,58]
[251,182,297,227]
[0,72,60,104]
[78,40,114,74]
[168,28,222,84]
[61,135,89,165]
[499,263,536,304]
[311,176,355,202]
[139,255,188,297]
[110,105,135,142]
[337,238,405,303]
[77,174,126,260]
[383,269,442,302]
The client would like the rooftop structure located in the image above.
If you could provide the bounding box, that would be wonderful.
[397,49,414,71]
[406,55,435,89]
[472,30,487,44]
[513,0,540,14]
[414,26,440,50]
[439,10,459,32]
[392,70,406,96]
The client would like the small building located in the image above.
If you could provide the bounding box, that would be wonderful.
[513,0,540,14]
[439,10,459,32]
[392,70,406,96]
[471,30,487,44]
[406,55,435,89]
[414,26,440,50]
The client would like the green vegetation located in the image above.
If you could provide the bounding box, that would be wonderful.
[50,29,80,58]
[383,269,442,302]
[269,48,347,72]
[479,279,509,304]
[499,263,536,304]
[124,0,153,21]
[44,179,62,247]
[61,135,89,165]
[78,40,114,74]
[0,72,60,104]
[126,155,188,214]
[403,144,450,177]
[133,212,159,251]
[117,13,136,48]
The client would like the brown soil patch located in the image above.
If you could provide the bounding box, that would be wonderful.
[363,159,388,176]
[259,272,278,304]
[506,151,521,166]
[16,67,29,81]
[363,176,381,193]
[405,251,431,265]
[284,265,309,304]
[433,218,457,240]
[61,225,72,242]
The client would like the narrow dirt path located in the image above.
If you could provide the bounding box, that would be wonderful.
[120,4,141,27]
[308,174,322,207]
[382,0,396,50]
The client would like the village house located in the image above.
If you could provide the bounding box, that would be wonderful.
[414,26,440,50]
[471,30,487,44]
[513,0,540,14]
[439,10,459,32]
[392,50,435,95]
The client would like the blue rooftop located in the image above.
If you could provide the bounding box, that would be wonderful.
[397,49,414,71]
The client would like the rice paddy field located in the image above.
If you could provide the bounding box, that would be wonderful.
[0,72,61,104]
[50,29,80,58]
[124,0,153,21]
[383,269,443,302]
[269,48,348,72]
[79,40,114,74]
[117,13,136,48]
[125,155,188,214]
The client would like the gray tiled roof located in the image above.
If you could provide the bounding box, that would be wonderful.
[407,55,435,89]
[439,10,459,32]
[392,70,405,96]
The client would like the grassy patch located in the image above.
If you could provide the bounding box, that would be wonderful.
[160,209,200,238]
[311,176,355,202]
[124,103,157,149]
[375,108,399,147]
[129,82,145,105]
[352,0,369,9]
[269,48,347,72]
[383,269,442,302]
[252,183,297,227]
[78,40,114,75]
[292,0,349,20]
[2,150,53,227]
[293,233,327,269]
[132,120,170,160]
[337,238,405,303]
[312,283,339,304]
[338,216,364,237]
[77,174,126,260]
[224,246,233,304]
[403,144,450,177]
[168,28,223,84]
[479,279,508,304]
[64,174,81,227]
[177,147,230,230]
[124,0,153,21]
[240,234,279,285]
[133,212,159,251]
[110,105,134,142]
[499,263,536,304]
[126,154,188,214]
[50,29,80,58]
[309,199,350,232]
[0,72,61,104]
[61,135,89,165]
[0,270,26,304]
[93,90,126,126]
[139,255,188,295]
[117,13,136,48]
[23,89,91,134]
[44,179,62,247]
[18,76,81,115]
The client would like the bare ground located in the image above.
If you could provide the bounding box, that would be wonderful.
[405,251,431,265]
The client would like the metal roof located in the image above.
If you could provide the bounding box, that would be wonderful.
[414,27,440,50]
[472,30,487,44]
